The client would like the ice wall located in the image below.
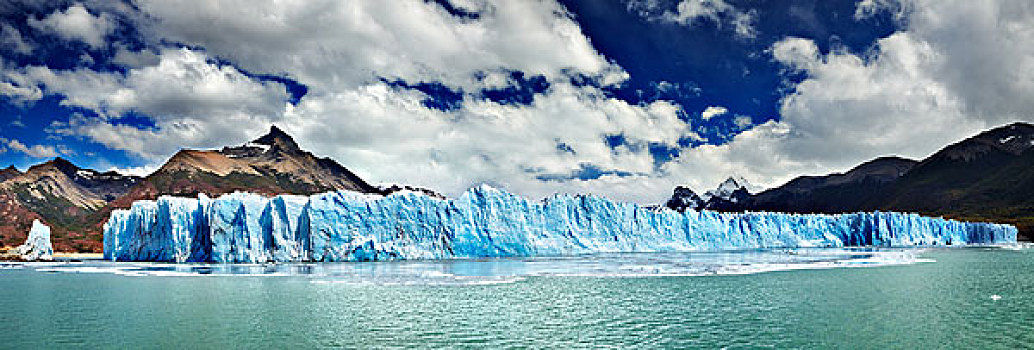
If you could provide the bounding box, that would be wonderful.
[17,219,53,261]
[103,185,1018,263]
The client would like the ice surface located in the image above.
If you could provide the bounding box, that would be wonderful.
[103,185,1018,263]
[16,220,53,261]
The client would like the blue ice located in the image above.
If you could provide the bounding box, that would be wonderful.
[103,185,1018,263]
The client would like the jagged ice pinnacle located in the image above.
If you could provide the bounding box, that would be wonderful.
[17,220,53,261]
[103,185,1017,263]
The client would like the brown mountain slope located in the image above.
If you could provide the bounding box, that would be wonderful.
[116,125,378,203]
[0,158,139,251]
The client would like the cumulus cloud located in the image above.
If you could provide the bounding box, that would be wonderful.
[23,0,691,202]
[0,0,699,202]
[134,0,625,92]
[0,138,60,158]
[700,106,728,120]
[665,0,1034,194]
[732,115,752,128]
[0,23,34,55]
[4,48,290,159]
[277,80,692,202]
[107,164,158,177]
[27,3,114,49]
[627,0,757,38]
[6,0,1034,205]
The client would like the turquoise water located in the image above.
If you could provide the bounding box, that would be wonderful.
[1,247,1032,348]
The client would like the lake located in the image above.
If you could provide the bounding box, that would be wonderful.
[1,247,1032,348]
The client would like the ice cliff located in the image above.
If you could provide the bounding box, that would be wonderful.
[17,220,53,261]
[103,185,1018,263]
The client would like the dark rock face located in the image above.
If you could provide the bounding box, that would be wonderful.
[665,186,703,211]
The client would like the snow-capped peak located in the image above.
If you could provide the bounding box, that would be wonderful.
[702,176,754,202]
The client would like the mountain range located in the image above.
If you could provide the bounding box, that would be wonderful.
[666,122,1034,240]
[2,122,1031,251]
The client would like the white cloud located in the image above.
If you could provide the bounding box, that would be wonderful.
[9,116,25,128]
[2,0,699,202]
[732,115,752,128]
[27,3,114,49]
[8,0,1034,205]
[854,0,910,21]
[628,0,757,38]
[770,37,820,70]
[281,81,693,202]
[110,46,160,68]
[134,0,624,92]
[5,48,290,160]
[0,138,60,158]
[0,23,33,55]
[700,106,728,120]
[107,164,158,177]
[12,0,698,202]
[665,0,1034,195]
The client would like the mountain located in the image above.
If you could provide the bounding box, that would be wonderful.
[702,176,753,202]
[0,166,20,182]
[870,122,1034,236]
[743,156,918,213]
[665,186,704,211]
[2,126,390,252]
[665,122,1034,240]
[114,126,377,205]
[667,176,753,212]
[88,126,383,246]
[0,158,140,251]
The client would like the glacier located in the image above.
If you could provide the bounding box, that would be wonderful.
[17,220,53,261]
[103,185,1017,263]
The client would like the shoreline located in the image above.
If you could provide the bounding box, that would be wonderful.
[1,246,103,261]
[53,252,104,259]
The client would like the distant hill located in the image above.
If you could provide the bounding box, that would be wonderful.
[666,122,1034,240]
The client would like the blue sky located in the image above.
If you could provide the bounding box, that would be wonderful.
[0,0,1031,202]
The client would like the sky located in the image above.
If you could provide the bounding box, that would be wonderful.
[0,0,1032,203]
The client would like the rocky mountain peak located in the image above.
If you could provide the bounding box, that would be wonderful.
[220,125,303,159]
[0,165,21,182]
[28,157,79,177]
[703,176,753,202]
[936,122,1034,161]
[665,186,704,211]
[254,125,301,152]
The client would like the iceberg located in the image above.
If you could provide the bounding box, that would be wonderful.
[17,220,53,261]
[103,185,1018,263]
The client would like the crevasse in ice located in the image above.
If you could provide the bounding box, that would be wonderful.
[103,185,1018,263]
